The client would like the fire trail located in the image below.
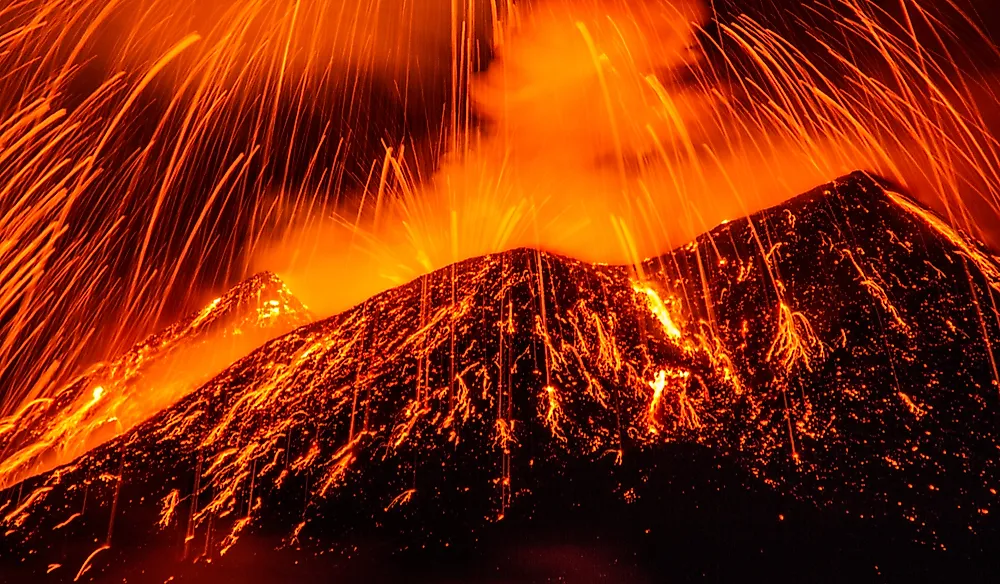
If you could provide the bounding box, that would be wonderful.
[2,173,999,581]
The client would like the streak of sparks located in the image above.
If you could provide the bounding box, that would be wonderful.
[73,544,110,582]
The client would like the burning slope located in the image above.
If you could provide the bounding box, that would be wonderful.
[0,272,311,490]
[2,173,1000,581]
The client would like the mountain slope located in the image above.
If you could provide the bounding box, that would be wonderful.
[2,172,999,582]
[0,272,311,489]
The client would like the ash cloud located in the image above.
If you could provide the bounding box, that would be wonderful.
[258,0,1000,317]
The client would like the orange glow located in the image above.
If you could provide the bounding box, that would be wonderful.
[261,0,1000,323]
[0,0,995,423]
[1,0,1000,574]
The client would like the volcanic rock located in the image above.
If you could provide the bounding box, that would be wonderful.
[2,172,999,582]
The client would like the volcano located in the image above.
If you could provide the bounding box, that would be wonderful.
[2,172,1000,582]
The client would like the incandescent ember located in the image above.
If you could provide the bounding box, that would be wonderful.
[2,172,1000,581]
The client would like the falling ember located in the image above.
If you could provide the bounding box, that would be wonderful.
[384,488,417,512]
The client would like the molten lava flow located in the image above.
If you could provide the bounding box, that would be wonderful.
[633,283,684,340]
